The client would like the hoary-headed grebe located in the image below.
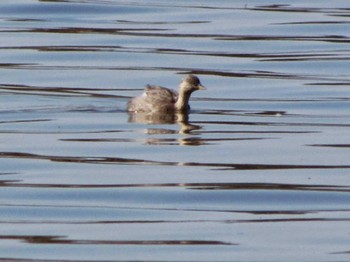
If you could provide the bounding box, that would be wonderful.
[127,74,205,113]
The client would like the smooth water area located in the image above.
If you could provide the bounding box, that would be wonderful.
[1,1,350,261]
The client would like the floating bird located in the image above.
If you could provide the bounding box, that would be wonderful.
[127,74,205,113]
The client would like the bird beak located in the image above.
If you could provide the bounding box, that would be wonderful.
[197,84,206,90]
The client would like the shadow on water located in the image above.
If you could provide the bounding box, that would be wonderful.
[0,235,234,246]
[1,151,350,171]
[1,178,350,193]
[0,83,129,99]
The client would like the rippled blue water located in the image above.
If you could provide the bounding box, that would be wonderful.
[1,0,350,261]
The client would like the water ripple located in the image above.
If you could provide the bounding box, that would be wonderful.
[1,152,350,170]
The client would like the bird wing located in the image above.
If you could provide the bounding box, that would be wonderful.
[144,85,178,104]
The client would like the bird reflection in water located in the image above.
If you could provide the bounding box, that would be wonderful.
[128,111,204,146]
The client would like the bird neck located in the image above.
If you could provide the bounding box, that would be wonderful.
[175,89,191,112]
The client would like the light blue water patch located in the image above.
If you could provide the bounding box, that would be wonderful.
[1,186,349,211]
[0,1,160,19]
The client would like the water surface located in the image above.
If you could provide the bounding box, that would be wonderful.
[1,0,350,261]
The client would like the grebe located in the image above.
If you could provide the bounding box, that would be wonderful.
[127,74,205,113]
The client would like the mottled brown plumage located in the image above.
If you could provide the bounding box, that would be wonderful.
[127,75,205,113]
